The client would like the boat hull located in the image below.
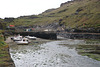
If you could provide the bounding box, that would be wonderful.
[28,38,36,40]
[15,41,29,45]
[15,38,29,45]
[17,43,29,45]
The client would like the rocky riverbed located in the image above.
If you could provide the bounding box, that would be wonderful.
[7,37,100,67]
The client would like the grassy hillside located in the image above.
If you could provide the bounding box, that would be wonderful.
[6,0,100,29]
[0,32,14,67]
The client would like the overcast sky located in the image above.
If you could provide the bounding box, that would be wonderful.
[0,0,71,18]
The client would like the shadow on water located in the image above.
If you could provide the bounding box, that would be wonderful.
[9,39,100,67]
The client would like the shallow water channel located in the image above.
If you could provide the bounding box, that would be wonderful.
[9,39,100,67]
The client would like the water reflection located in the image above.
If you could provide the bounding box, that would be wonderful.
[10,39,100,67]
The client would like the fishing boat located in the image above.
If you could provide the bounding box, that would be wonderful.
[15,38,29,45]
[13,34,22,41]
[13,37,22,41]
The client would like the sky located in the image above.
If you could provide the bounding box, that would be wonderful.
[0,0,71,18]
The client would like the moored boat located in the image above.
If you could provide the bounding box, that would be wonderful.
[25,35,36,40]
[15,38,29,45]
[12,34,22,41]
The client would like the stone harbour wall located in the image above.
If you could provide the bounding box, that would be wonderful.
[57,32,100,39]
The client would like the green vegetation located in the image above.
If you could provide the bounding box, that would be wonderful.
[0,33,14,66]
[5,0,100,29]
[9,16,61,26]
[77,45,100,61]
[77,39,100,61]
[0,22,6,30]
[0,30,4,33]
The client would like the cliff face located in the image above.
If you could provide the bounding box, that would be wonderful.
[3,0,100,32]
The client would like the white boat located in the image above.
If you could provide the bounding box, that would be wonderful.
[13,37,22,41]
[15,38,29,45]
[13,36,22,41]
[25,35,30,38]
[25,35,36,40]
[13,34,22,41]
[28,36,36,40]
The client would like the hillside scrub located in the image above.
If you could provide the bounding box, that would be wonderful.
[0,33,15,67]
[1,0,100,32]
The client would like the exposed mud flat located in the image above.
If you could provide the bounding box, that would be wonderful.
[9,39,100,67]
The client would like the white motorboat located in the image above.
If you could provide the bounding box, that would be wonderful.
[15,38,29,45]
[25,35,30,38]
[13,37,22,41]
[25,35,36,40]
[13,36,22,41]
[13,34,22,41]
[28,36,36,40]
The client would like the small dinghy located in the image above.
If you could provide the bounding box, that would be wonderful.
[15,38,29,45]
